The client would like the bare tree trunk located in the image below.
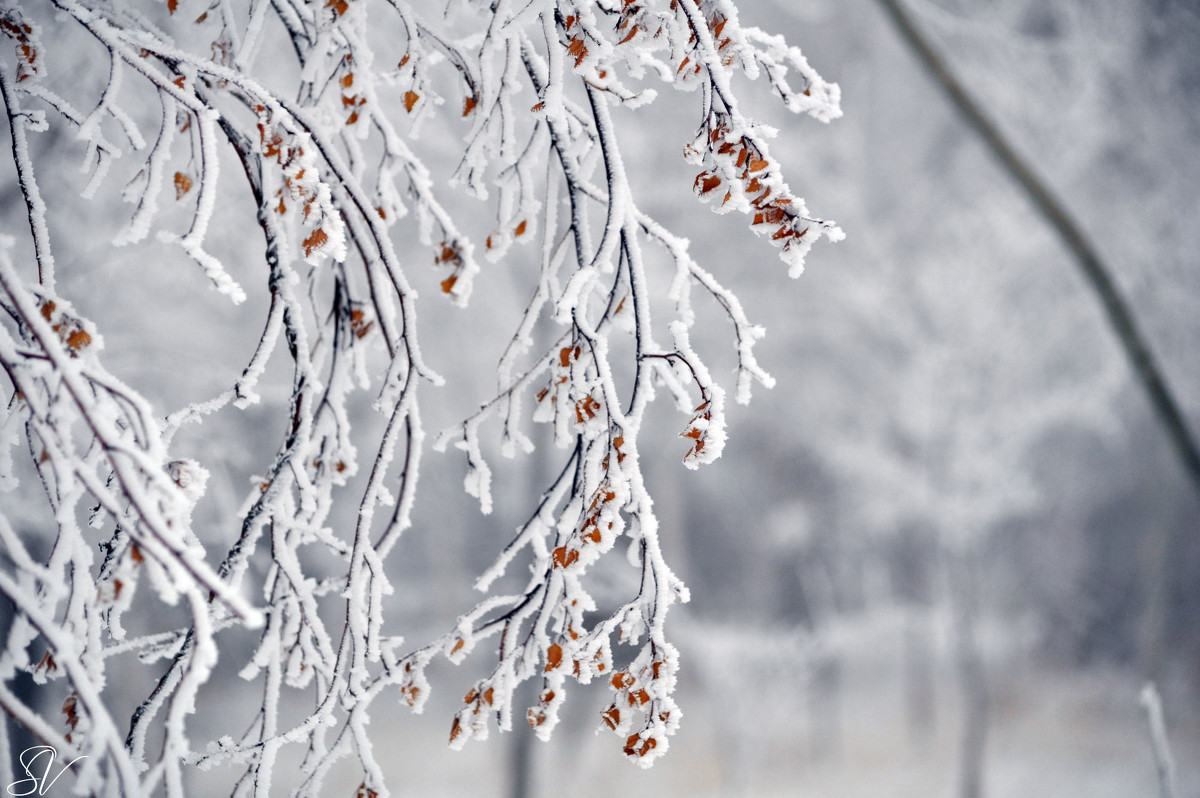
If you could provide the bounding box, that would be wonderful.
[903,610,936,746]
[947,551,988,798]
[507,680,536,798]
[1138,476,1179,683]
[808,651,843,761]
[505,317,560,798]
[801,559,843,761]
[894,524,937,747]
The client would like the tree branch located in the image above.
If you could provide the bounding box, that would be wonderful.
[874,0,1200,504]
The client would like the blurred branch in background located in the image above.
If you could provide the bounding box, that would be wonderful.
[874,0,1200,507]
[1139,682,1180,798]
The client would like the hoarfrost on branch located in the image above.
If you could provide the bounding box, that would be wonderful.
[0,0,839,794]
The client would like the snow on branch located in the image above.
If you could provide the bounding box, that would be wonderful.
[0,0,839,793]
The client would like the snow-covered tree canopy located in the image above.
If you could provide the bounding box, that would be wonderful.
[0,0,839,794]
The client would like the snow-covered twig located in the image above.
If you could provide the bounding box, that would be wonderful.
[0,0,838,791]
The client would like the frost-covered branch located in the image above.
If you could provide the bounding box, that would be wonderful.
[0,0,839,793]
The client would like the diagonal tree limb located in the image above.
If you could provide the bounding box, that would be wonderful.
[874,0,1200,505]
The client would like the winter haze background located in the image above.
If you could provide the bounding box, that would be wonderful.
[1,0,1197,796]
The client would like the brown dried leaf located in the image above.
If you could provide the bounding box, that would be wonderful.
[174,172,193,200]
[695,173,721,195]
[545,643,563,672]
[66,329,91,354]
[303,228,328,257]
[567,36,588,67]
[62,692,78,729]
